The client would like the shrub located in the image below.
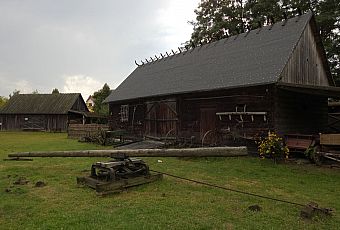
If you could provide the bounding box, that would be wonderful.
[304,146,322,165]
[257,132,289,163]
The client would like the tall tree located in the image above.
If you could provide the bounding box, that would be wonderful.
[0,96,8,108]
[188,0,340,84]
[52,88,60,94]
[92,83,111,115]
[189,0,246,46]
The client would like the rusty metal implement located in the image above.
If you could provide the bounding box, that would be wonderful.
[77,154,162,195]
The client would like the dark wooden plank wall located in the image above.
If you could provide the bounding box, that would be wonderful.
[145,100,177,138]
[71,96,88,111]
[179,85,274,142]
[109,102,146,136]
[280,23,329,86]
[0,114,69,131]
[108,85,330,142]
[274,89,328,134]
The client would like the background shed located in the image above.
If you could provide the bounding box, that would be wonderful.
[0,93,88,131]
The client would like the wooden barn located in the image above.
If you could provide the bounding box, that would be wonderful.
[0,93,89,131]
[104,12,340,145]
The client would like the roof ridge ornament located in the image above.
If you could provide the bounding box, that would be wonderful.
[282,12,288,26]
[296,8,302,22]
[135,48,183,66]
[268,16,275,30]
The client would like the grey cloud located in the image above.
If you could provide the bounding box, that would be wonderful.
[0,0,198,96]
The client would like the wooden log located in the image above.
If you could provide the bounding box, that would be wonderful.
[8,146,248,158]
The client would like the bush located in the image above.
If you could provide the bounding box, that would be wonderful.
[257,132,289,163]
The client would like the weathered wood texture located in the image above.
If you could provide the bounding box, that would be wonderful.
[320,134,340,145]
[71,96,88,111]
[68,124,109,139]
[77,173,163,195]
[145,100,177,138]
[109,102,145,136]
[109,85,275,144]
[8,146,248,158]
[179,85,274,143]
[280,23,329,86]
[274,89,328,134]
[0,114,68,131]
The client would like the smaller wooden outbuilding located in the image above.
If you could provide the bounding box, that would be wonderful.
[0,93,88,131]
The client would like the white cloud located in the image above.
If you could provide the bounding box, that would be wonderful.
[0,75,34,96]
[156,0,200,47]
[14,80,34,94]
[63,75,103,100]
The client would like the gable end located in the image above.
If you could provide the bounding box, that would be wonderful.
[279,16,334,86]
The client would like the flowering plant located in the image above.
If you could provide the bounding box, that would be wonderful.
[257,132,289,163]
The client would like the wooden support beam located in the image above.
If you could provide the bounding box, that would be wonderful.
[8,146,248,158]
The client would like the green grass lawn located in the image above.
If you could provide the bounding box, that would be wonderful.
[0,132,339,229]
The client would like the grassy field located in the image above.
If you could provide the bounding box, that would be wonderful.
[0,132,339,229]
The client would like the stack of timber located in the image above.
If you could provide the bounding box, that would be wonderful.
[68,124,109,139]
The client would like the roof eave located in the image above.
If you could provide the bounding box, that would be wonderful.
[106,81,278,104]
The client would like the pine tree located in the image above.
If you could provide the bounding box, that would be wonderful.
[188,0,340,84]
[52,88,60,94]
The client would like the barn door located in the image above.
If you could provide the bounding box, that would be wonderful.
[22,116,46,130]
[145,101,177,138]
[200,108,216,144]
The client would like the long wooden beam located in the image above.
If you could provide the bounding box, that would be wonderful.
[8,147,247,158]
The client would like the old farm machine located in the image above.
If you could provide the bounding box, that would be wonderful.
[77,154,162,195]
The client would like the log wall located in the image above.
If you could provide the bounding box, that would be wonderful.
[109,85,275,144]
[67,124,109,139]
[108,84,330,144]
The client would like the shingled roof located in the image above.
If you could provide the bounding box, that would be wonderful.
[105,12,322,103]
[0,93,82,114]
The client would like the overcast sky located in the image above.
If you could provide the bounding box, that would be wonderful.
[0,0,200,99]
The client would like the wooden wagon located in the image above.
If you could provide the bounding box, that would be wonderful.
[285,133,340,164]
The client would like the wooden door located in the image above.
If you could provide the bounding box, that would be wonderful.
[145,101,177,138]
[200,108,216,144]
[22,115,46,130]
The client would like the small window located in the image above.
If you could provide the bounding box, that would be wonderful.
[88,103,92,107]
[24,117,29,121]
[120,105,129,122]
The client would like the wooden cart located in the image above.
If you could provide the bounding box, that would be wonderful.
[285,133,340,164]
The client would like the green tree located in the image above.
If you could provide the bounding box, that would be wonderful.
[32,89,39,94]
[0,96,8,108]
[92,83,111,115]
[52,88,60,94]
[188,0,340,84]
[189,0,246,46]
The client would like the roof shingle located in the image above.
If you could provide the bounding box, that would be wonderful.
[105,13,313,103]
[0,93,81,114]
